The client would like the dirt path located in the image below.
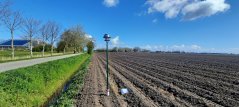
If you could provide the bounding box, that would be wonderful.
[76,54,122,107]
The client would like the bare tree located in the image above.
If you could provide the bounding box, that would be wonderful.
[48,21,60,56]
[0,0,11,43]
[1,9,23,59]
[40,22,50,57]
[0,0,10,20]
[22,18,41,57]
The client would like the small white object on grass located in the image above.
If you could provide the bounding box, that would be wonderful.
[120,88,129,95]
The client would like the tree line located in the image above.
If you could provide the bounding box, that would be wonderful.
[95,47,150,53]
[0,0,94,59]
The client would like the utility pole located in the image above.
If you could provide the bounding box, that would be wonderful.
[103,34,111,96]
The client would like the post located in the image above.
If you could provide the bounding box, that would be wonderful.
[103,34,111,96]
[106,41,110,96]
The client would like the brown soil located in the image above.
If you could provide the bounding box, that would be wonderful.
[76,52,239,107]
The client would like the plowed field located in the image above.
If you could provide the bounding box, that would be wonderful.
[77,53,239,107]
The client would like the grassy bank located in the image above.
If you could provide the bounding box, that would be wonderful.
[51,57,91,106]
[0,54,90,106]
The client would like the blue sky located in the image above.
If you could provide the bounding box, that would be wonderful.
[0,0,239,53]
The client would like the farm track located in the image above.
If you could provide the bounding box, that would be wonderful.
[77,53,239,107]
[76,55,121,107]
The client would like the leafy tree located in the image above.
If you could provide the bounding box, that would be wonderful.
[86,41,94,54]
[141,49,151,52]
[118,48,125,52]
[95,48,105,52]
[111,47,118,52]
[59,25,92,54]
[70,25,86,53]
[56,41,66,53]
[33,44,51,52]
[61,30,72,54]
[133,47,141,52]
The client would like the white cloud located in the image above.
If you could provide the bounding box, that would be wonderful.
[191,45,201,50]
[146,0,230,20]
[147,0,188,18]
[111,36,120,46]
[103,0,119,7]
[171,44,203,52]
[172,44,185,49]
[141,44,203,52]
[182,0,230,20]
[141,45,164,51]
[138,44,239,54]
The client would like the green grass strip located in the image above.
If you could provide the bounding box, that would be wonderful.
[51,56,91,106]
[0,53,90,107]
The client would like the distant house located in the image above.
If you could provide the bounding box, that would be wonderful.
[0,40,30,49]
[0,40,40,49]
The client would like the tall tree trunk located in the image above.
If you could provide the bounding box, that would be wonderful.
[51,44,53,56]
[11,30,14,59]
[30,36,33,58]
[42,43,45,57]
[63,46,66,54]
[51,37,54,56]
[63,44,67,54]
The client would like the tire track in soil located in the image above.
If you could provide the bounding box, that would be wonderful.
[111,56,239,106]
[77,55,103,107]
[97,55,149,107]
[77,54,122,107]
[95,56,121,107]
[108,58,192,107]
[109,57,223,107]
[109,53,239,106]
[100,54,209,107]
[98,53,229,107]
[97,55,158,107]
[96,56,128,107]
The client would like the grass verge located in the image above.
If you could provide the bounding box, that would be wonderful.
[0,53,90,107]
[50,56,91,106]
